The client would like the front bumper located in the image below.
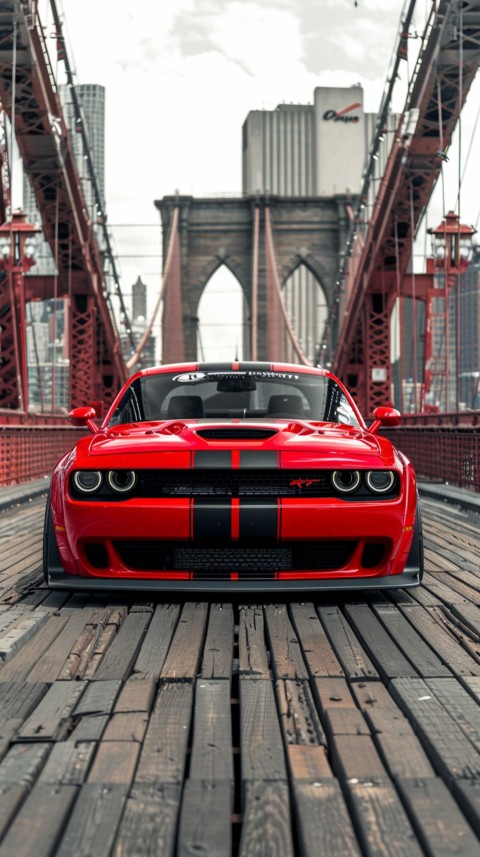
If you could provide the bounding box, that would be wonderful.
[47,564,421,592]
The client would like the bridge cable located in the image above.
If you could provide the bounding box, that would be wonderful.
[126,207,179,370]
[264,207,313,366]
[455,0,463,412]
[409,184,419,413]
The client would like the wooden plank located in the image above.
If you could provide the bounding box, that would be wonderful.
[264,604,309,679]
[372,603,453,677]
[73,679,122,717]
[200,603,234,679]
[17,681,87,742]
[461,675,480,703]
[290,603,344,678]
[0,614,69,681]
[56,783,128,857]
[133,603,180,678]
[135,682,194,785]
[240,781,294,857]
[37,741,97,785]
[92,611,152,681]
[312,677,357,714]
[390,677,480,779]
[449,602,480,639]
[87,741,140,786]
[114,677,156,713]
[275,679,325,746]
[453,779,480,838]
[425,677,480,755]
[399,604,480,677]
[344,604,418,679]
[0,611,49,662]
[23,608,96,682]
[112,784,181,857]
[323,707,370,737]
[102,712,149,743]
[189,679,233,782]
[331,734,388,781]
[317,605,378,679]
[347,781,424,857]
[0,682,48,722]
[69,714,110,742]
[292,780,362,857]
[160,602,208,680]
[0,784,78,857]
[240,679,287,783]
[0,784,28,842]
[287,746,333,781]
[177,780,232,857]
[58,607,125,680]
[397,777,480,857]
[0,743,50,787]
[238,606,270,679]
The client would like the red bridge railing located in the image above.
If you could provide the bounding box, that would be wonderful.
[1,412,479,492]
[382,413,480,493]
[0,412,86,487]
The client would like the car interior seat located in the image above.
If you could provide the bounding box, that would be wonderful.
[167,395,205,419]
[266,394,305,417]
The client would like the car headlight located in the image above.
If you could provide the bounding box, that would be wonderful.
[332,470,361,494]
[107,470,137,493]
[365,470,396,494]
[73,470,103,494]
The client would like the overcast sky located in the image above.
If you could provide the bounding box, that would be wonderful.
[53,0,428,222]
[33,0,480,360]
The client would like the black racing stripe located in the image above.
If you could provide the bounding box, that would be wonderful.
[239,500,278,540]
[199,362,234,372]
[238,362,272,370]
[194,451,232,468]
[193,500,231,540]
[239,451,278,469]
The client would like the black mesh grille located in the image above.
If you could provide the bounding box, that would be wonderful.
[136,470,332,498]
[113,539,356,575]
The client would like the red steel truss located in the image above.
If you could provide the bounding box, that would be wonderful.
[333,0,480,415]
[0,0,126,411]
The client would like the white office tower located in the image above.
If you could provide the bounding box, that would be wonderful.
[243,86,374,362]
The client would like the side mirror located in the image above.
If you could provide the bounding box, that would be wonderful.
[369,406,401,434]
[69,406,99,434]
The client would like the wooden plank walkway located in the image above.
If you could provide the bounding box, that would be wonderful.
[0,493,480,856]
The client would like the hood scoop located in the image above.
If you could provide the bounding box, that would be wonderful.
[196,427,277,440]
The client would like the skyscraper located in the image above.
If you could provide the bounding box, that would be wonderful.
[242,86,393,362]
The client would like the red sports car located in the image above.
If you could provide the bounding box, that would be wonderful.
[44,362,423,592]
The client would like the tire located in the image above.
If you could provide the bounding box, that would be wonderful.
[405,495,424,582]
[42,491,63,585]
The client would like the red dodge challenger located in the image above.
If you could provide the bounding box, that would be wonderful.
[44,362,423,592]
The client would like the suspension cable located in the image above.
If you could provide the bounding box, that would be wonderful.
[126,207,179,370]
[264,208,313,367]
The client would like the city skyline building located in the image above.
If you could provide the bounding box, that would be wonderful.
[242,85,388,363]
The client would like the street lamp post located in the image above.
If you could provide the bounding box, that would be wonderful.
[0,210,38,411]
[424,211,476,412]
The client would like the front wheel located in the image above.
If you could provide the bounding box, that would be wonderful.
[405,497,424,582]
[42,492,63,586]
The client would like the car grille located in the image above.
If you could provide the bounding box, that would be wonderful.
[136,469,332,498]
[113,539,356,575]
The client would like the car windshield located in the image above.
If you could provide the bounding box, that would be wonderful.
[107,369,361,427]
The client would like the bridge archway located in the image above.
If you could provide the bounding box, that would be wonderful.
[283,262,328,364]
[197,265,247,361]
[156,194,349,363]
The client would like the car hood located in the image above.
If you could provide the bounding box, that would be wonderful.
[76,419,399,469]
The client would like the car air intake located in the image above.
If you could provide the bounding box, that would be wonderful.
[196,428,277,440]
